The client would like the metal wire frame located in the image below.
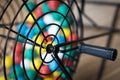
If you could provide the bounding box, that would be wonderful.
[0,0,83,80]
[0,0,118,80]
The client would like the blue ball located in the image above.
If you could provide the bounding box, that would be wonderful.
[16,23,28,36]
[26,28,36,39]
[37,18,46,29]
[54,35,65,44]
[18,77,25,80]
[49,60,59,71]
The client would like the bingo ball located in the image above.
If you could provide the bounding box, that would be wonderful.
[42,3,51,13]
[25,1,36,12]
[16,23,28,35]
[26,12,37,23]
[34,6,43,18]
[48,25,59,36]
[61,28,71,38]
[67,33,77,42]
[20,59,31,69]
[2,55,13,68]
[15,43,23,55]
[49,60,58,71]
[26,69,37,80]
[48,0,61,11]
[9,65,24,78]
[0,75,8,80]
[39,65,51,78]
[57,4,68,16]
[15,54,22,64]
[30,58,41,70]
[43,14,54,24]
[51,13,62,21]
[24,49,37,60]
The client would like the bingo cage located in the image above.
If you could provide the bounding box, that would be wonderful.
[0,0,119,80]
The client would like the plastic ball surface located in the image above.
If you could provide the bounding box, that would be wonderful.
[39,65,51,77]
[48,0,61,11]
[26,13,37,23]
[9,65,24,78]
[61,28,71,38]
[15,43,23,55]
[43,14,54,24]
[24,49,37,60]
[49,60,58,71]
[3,55,13,68]
[41,53,53,63]
[42,3,51,13]
[57,4,68,16]
[25,1,36,12]
[26,69,37,80]
[20,59,31,69]
[48,25,59,36]
[15,54,22,64]
[16,23,28,36]
[34,6,43,18]
[30,58,41,70]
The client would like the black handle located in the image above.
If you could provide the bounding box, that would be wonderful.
[79,43,117,61]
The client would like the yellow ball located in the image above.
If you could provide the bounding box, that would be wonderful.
[0,75,6,80]
[2,55,13,68]
[33,35,44,54]
[33,35,43,44]
[44,76,53,80]
[61,28,71,37]
[53,71,61,77]
[26,12,37,23]
[30,58,42,70]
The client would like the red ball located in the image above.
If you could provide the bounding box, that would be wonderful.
[43,32,52,43]
[15,43,23,55]
[34,6,43,18]
[39,65,51,78]
[27,23,33,28]
[15,54,22,64]
[67,33,77,42]
[53,77,63,80]
[63,58,73,67]
[48,0,61,11]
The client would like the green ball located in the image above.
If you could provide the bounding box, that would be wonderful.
[42,3,51,13]
[51,13,62,21]
[18,36,25,41]
[25,1,36,12]
[61,67,73,79]
[60,17,72,28]
[26,69,37,80]
[64,46,77,59]
[9,65,24,79]
[24,49,37,60]
[57,4,68,16]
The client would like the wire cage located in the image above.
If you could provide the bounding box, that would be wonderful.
[0,0,118,80]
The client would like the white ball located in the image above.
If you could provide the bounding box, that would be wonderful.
[48,25,60,35]
[25,43,33,49]
[43,14,54,24]
[41,53,53,63]
[20,59,31,69]
[58,52,63,60]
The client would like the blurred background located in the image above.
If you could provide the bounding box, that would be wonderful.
[0,0,120,80]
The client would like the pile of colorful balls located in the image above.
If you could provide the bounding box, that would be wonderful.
[1,1,78,80]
